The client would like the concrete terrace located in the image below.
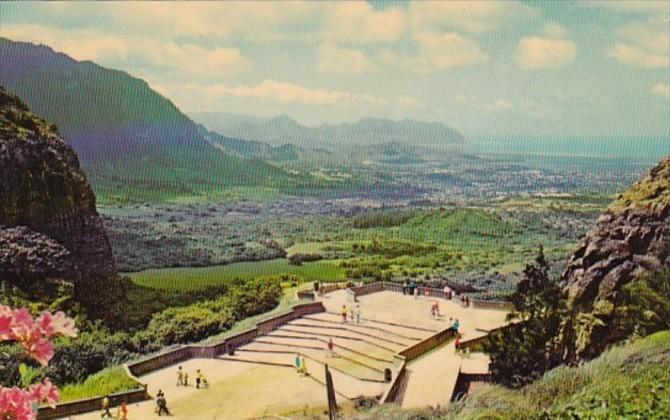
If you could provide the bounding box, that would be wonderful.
[73,287,509,419]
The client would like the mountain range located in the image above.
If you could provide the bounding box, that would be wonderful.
[191,112,465,150]
[0,37,307,201]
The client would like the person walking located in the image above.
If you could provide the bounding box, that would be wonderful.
[100,395,112,419]
[156,391,169,416]
[355,304,361,324]
[413,285,419,299]
[196,369,203,389]
[403,280,408,295]
[341,305,348,323]
[183,371,189,387]
[117,401,128,420]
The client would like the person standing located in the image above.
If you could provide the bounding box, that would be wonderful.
[413,286,419,299]
[300,356,308,376]
[196,369,203,389]
[341,305,348,323]
[295,353,302,372]
[327,339,334,358]
[403,280,408,295]
[176,366,183,386]
[183,372,189,387]
[355,304,361,324]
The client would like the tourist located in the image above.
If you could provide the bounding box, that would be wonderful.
[327,338,334,358]
[183,371,189,387]
[451,318,460,333]
[300,356,308,376]
[196,369,203,389]
[156,391,169,416]
[117,401,128,420]
[443,285,451,299]
[433,300,440,319]
[355,304,361,324]
[177,365,183,386]
[413,285,419,299]
[100,395,112,418]
[403,279,408,295]
[341,305,348,323]
[454,337,461,353]
[349,308,355,323]
[295,353,301,372]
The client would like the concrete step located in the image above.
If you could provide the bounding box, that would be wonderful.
[240,340,392,373]
[275,325,409,350]
[262,333,398,361]
[313,311,439,334]
[288,319,424,344]
[300,316,428,341]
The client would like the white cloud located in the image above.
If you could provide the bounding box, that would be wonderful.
[457,95,513,112]
[544,22,568,38]
[410,32,488,73]
[189,79,385,106]
[0,24,251,75]
[651,83,670,100]
[608,21,670,68]
[409,1,536,33]
[517,36,576,70]
[322,2,406,43]
[316,43,376,75]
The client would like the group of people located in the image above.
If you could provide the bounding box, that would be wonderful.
[100,396,127,419]
[294,353,308,375]
[340,304,361,324]
[177,366,209,389]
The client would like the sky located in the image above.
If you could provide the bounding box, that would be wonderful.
[1,1,669,144]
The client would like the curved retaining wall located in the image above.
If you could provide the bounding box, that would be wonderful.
[39,301,325,419]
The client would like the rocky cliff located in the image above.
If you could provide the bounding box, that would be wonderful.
[0,86,120,324]
[560,156,670,358]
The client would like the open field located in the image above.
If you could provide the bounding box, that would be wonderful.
[128,259,345,291]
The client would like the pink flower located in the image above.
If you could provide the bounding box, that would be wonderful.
[36,311,78,339]
[21,336,54,367]
[0,305,12,340]
[0,386,36,420]
[28,379,59,408]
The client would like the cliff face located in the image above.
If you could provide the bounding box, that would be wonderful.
[0,86,118,321]
[560,156,670,358]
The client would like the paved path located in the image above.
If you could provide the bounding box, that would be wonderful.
[73,289,507,419]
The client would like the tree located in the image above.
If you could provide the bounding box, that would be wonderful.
[485,246,566,387]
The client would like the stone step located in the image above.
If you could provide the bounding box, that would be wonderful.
[288,319,424,342]
[276,325,411,349]
[240,340,391,372]
[300,316,428,341]
[265,329,404,357]
[314,311,439,334]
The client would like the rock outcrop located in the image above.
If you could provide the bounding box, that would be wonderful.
[0,86,119,324]
[560,156,670,358]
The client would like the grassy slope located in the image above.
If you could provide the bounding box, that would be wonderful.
[58,367,139,402]
[128,259,345,291]
[355,331,670,419]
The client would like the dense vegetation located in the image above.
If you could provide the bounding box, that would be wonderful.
[353,331,670,419]
[0,275,285,395]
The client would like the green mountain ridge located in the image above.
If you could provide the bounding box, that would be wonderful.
[0,37,310,202]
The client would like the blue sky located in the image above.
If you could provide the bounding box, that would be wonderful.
[1,1,668,143]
